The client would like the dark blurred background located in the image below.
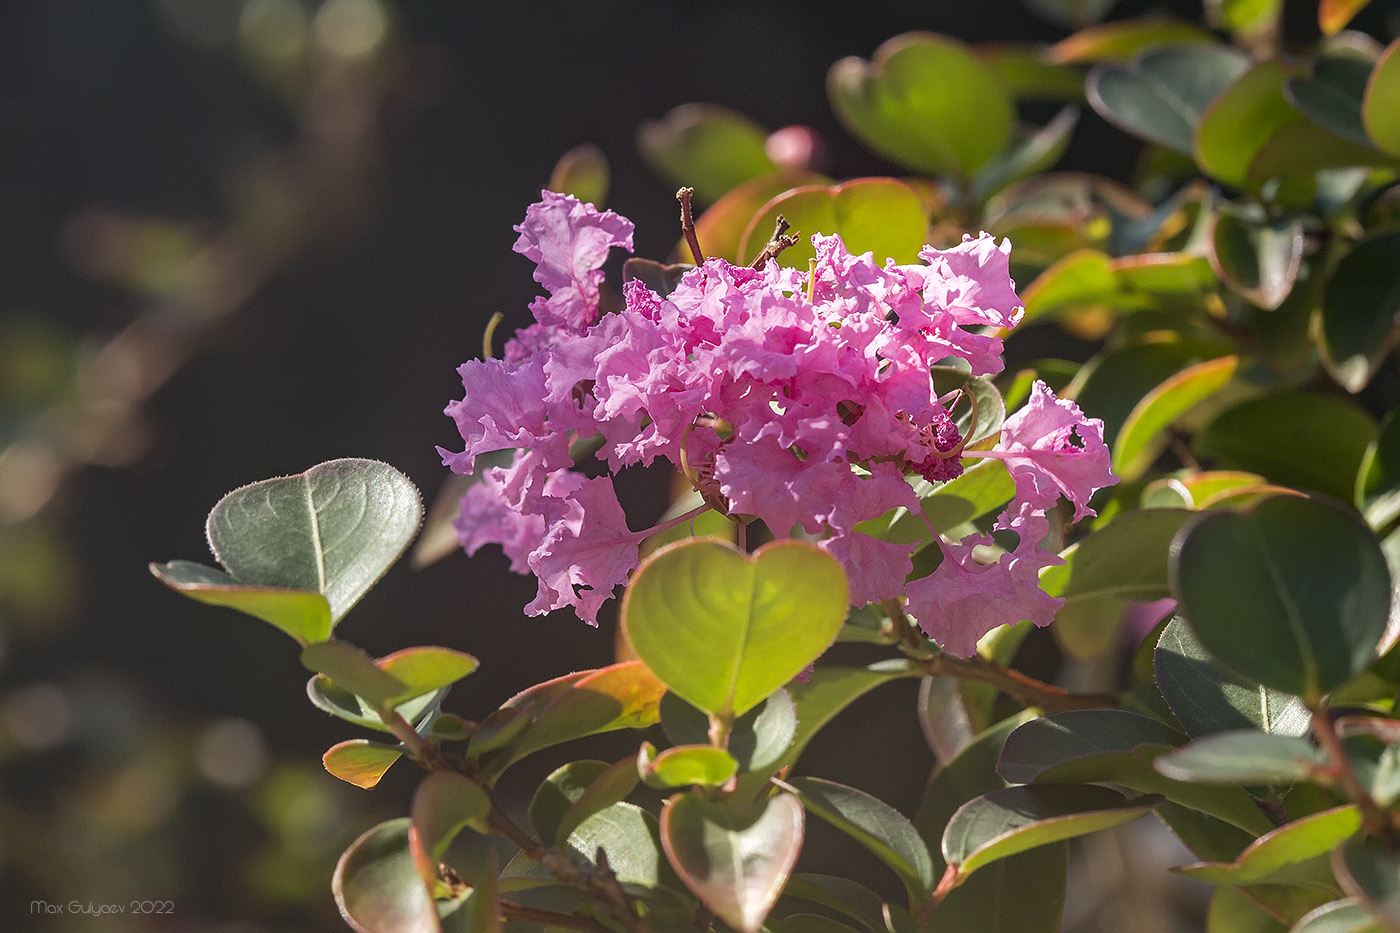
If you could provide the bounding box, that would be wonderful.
[0,0,1367,930]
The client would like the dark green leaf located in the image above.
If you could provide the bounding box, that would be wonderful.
[924,844,1068,932]
[555,757,641,845]
[781,874,890,933]
[332,818,439,933]
[1335,835,1400,929]
[1287,52,1376,147]
[1087,44,1251,155]
[1318,231,1400,392]
[1155,616,1310,738]
[661,792,803,933]
[1207,208,1304,310]
[828,33,1014,177]
[788,776,935,900]
[1194,393,1376,501]
[660,689,797,774]
[528,760,610,844]
[1170,495,1392,700]
[970,108,1079,204]
[622,539,847,719]
[942,785,1158,877]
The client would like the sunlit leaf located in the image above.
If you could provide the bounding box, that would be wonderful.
[1176,805,1359,886]
[1045,18,1214,64]
[1357,409,1400,530]
[736,178,927,269]
[150,560,332,644]
[639,743,739,789]
[1363,39,1400,155]
[323,739,403,789]
[411,771,491,862]
[637,104,776,205]
[1154,729,1326,783]
[1113,356,1238,481]
[1207,208,1303,310]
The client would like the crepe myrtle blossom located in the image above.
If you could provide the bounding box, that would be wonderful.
[440,191,1117,655]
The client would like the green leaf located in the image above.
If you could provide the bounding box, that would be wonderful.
[688,170,829,263]
[1071,339,1220,449]
[782,874,890,933]
[660,688,797,773]
[924,844,1069,933]
[640,743,739,789]
[1356,409,1400,530]
[1170,495,1392,700]
[1335,835,1400,929]
[1319,231,1400,393]
[828,33,1014,178]
[1194,393,1376,502]
[1045,508,1192,602]
[636,104,776,205]
[1363,39,1400,156]
[998,709,1278,835]
[661,792,804,933]
[1208,208,1304,310]
[915,712,1035,871]
[528,760,610,844]
[733,660,921,802]
[1045,19,1215,64]
[1022,0,1117,29]
[443,851,500,933]
[942,785,1158,877]
[332,818,439,933]
[788,776,936,900]
[548,143,609,208]
[411,771,491,863]
[554,758,641,845]
[1287,52,1376,147]
[489,662,667,774]
[377,647,479,711]
[1210,0,1283,40]
[970,108,1079,205]
[1113,356,1238,481]
[323,739,403,789]
[1208,884,1293,932]
[1154,729,1326,783]
[1176,804,1360,885]
[205,458,422,630]
[1155,616,1310,738]
[563,802,676,893]
[976,44,1085,100]
[1087,44,1251,155]
[302,640,411,711]
[1292,898,1385,932]
[1194,60,1304,188]
[305,672,445,735]
[736,178,927,269]
[622,539,847,719]
[150,560,332,644]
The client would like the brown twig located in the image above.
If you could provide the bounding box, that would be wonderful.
[1311,704,1400,842]
[677,187,705,264]
[880,599,1117,713]
[750,215,800,268]
[501,900,610,932]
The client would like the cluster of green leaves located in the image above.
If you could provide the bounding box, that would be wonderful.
[152,0,1400,930]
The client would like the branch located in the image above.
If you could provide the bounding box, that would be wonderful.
[1311,704,1400,842]
[750,215,800,268]
[677,187,705,264]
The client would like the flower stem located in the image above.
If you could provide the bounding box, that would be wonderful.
[677,187,705,265]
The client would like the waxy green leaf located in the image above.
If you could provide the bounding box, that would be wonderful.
[1319,231,1400,392]
[150,560,331,644]
[662,792,804,933]
[639,743,739,789]
[1171,495,1392,700]
[323,739,403,789]
[737,178,927,269]
[1363,39,1400,155]
[1113,356,1238,482]
[1088,44,1251,155]
[828,33,1014,178]
[789,776,936,900]
[942,784,1158,878]
[1154,729,1326,783]
[1195,60,1306,189]
[333,818,439,933]
[622,539,847,720]
[1207,208,1304,310]
[1176,805,1360,886]
[660,688,797,773]
[1287,52,1376,147]
[1155,616,1310,738]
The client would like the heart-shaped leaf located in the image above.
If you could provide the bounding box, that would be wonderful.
[1171,495,1392,701]
[1088,44,1251,155]
[323,739,403,789]
[190,459,421,636]
[1363,39,1400,155]
[1318,231,1400,393]
[942,785,1159,878]
[333,818,439,933]
[736,178,927,269]
[661,791,804,933]
[622,539,848,720]
[828,33,1014,178]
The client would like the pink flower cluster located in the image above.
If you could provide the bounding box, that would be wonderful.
[440,191,1117,656]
